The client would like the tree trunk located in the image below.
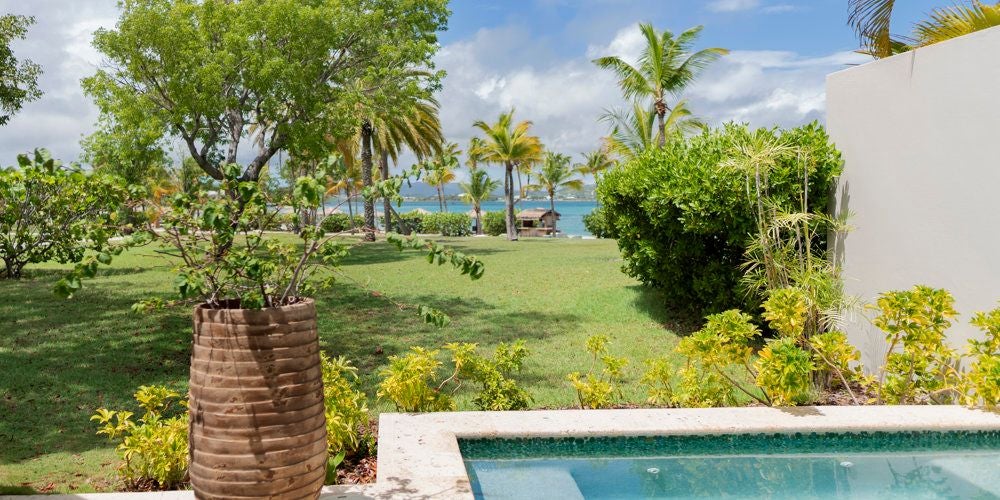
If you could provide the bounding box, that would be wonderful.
[360,121,376,242]
[475,206,482,235]
[655,97,667,148]
[549,190,557,237]
[436,184,444,212]
[505,162,517,241]
[2,258,24,279]
[380,149,392,233]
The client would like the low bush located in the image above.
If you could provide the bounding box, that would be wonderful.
[567,335,628,409]
[597,122,842,315]
[92,386,188,490]
[582,206,614,239]
[395,210,425,235]
[481,211,506,236]
[420,212,472,237]
[448,341,533,411]
[320,213,364,233]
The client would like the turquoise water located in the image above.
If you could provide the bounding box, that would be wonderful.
[394,200,598,236]
[461,432,1000,499]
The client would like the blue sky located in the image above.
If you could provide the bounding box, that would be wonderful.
[0,0,950,176]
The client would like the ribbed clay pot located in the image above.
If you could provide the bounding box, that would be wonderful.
[189,299,327,499]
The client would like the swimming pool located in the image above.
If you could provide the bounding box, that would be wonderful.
[461,431,1000,499]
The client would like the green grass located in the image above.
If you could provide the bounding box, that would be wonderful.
[0,237,682,493]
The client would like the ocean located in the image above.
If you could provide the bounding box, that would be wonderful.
[337,200,600,237]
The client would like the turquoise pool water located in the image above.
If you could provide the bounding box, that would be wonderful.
[461,432,1000,499]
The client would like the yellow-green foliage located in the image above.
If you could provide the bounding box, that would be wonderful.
[872,285,960,404]
[91,386,188,489]
[377,347,455,412]
[674,363,737,408]
[320,353,369,455]
[762,288,809,338]
[640,357,674,405]
[754,338,815,406]
[447,341,533,411]
[966,307,1000,407]
[567,335,629,409]
[809,330,867,389]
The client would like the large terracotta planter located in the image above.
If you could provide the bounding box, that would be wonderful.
[189,299,327,499]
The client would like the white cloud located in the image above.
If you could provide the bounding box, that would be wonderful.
[707,0,761,13]
[762,4,799,14]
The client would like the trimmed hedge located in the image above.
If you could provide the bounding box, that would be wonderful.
[420,212,472,237]
[482,211,506,236]
[598,122,843,315]
[395,210,425,235]
[320,213,364,233]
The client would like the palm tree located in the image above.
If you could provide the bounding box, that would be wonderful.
[528,152,584,237]
[601,100,704,161]
[593,23,727,147]
[466,137,487,170]
[575,148,615,180]
[459,169,501,235]
[424,142,460,212]
[325,154,364,230]
[849,0,1000,58]
[472,109,544,241]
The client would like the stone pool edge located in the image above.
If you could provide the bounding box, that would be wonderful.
[375,405,1000,499]
[9,406,999,500]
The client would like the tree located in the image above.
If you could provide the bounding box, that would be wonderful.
[81,115,171,189]
[466,137,487,170]
[425,143,460,212]
[0,14,42,126]
[848,0,1000,58]
[459,169,500,235]
[601,100,704,161]
[593,23,726,147]
[473,110,544,241]
[575,148,615,180]
[1,149,132,280]
[528,153,584,237]
[84,0,448,185]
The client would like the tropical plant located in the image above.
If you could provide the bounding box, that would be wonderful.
[527,152,584,236]
[966,306,1000,407]
[446,341,533,411]
[575,148,615,179]
[425,143,461,212]
[92,385,188,490]
[1,149,137,281]
[325,153,365,224]
[472,110,544,241]
[481,211,506,236]
[593,23,727,146]
[582,207,614,239]
[601,100,704,161]
[466,137,487,170]
[320,353,369,458]
[848,0,1000,58]
[459,169,501,234]
[567,335,629,409]
[597,122,843,315]
[420,212,472,237]
[0,14,42,126]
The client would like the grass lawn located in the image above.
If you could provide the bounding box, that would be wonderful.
[0,236,684,494]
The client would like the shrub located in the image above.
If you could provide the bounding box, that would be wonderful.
[582,206,614,239]
[481,211,506,236]
[320,353,368,455]
[92,386,188,490]
[396,210,425,235]
[966,307,1000,407]
[754,338,815,406]
[320,213,364,233]
[420,212,472,236]
[447,341,533,411]
[567,335,628,409]
[1,148,134,280]
[872,285,960,404]
[597,122,842,315]
[377,347,455,412]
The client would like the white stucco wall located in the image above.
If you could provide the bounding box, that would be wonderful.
[826,27,1000,368]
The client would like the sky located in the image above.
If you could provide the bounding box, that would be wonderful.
[0,0,946,180]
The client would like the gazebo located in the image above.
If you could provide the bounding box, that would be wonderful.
[516,208,560,237]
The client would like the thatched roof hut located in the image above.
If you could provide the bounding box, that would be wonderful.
[516,208,560,237]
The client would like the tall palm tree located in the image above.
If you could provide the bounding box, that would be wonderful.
[425,142,460,212]
[325,154,364,230]
[459,169,501,235]
[849,0,1000,58]
[528,152,584,237]
[466,137,487,170]
[472,109,544,241]
[601,100,704,161]
[593,23,727,147]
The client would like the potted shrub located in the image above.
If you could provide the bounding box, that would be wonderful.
[120,164,483,498]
